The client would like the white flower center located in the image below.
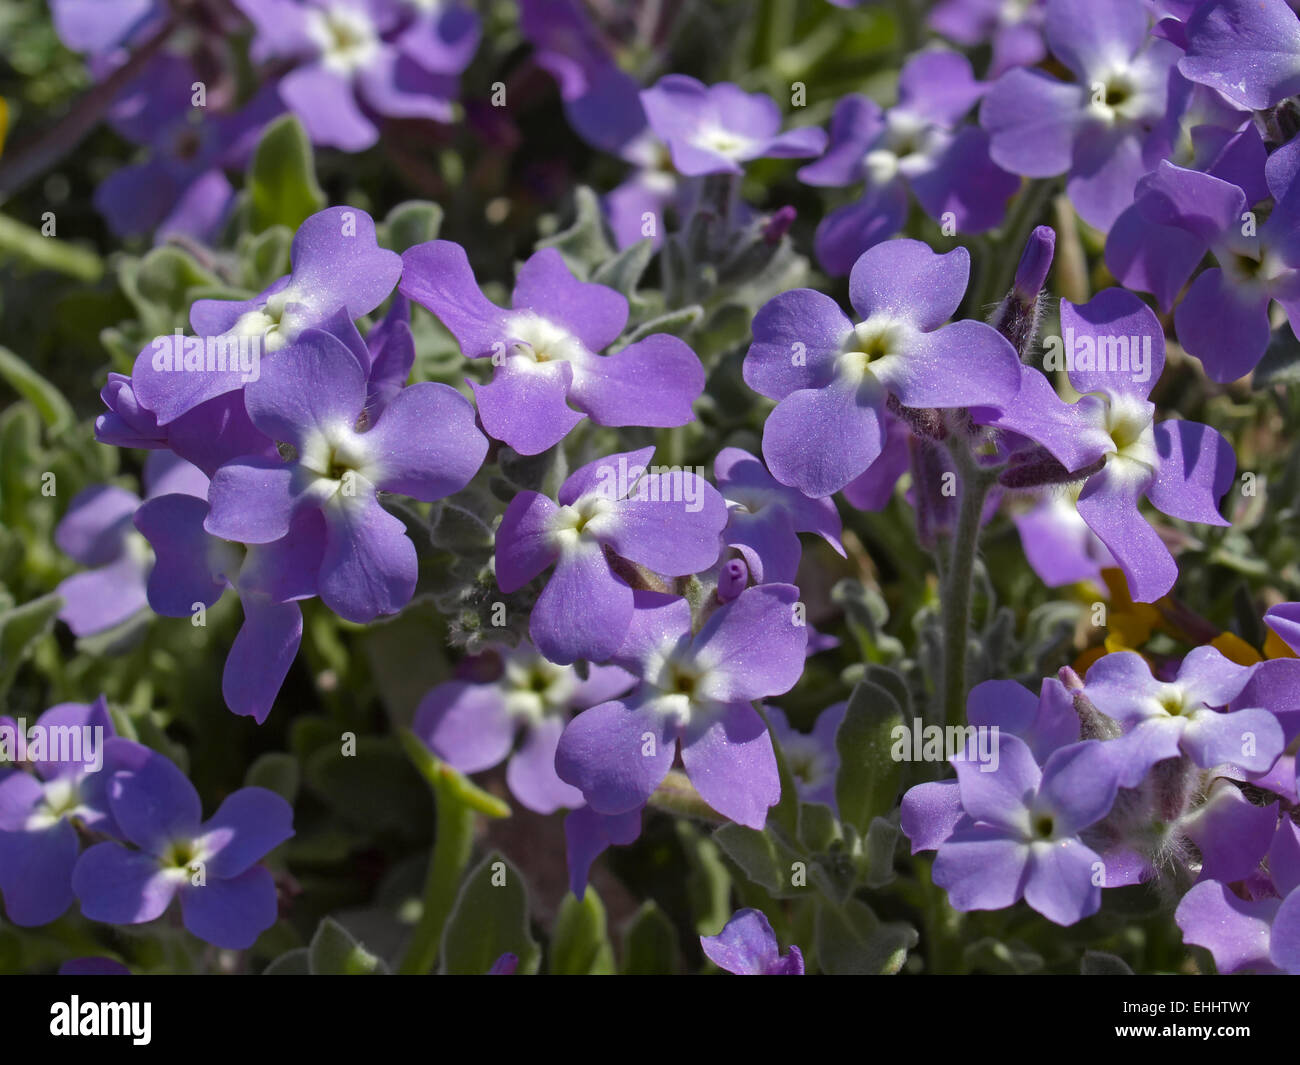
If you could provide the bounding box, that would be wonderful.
[837,316,906,383]
[502,655,575,721]
[309,5,380,76]
[299,422,374,505]
[26,777,87,830]
[501,312,590,366]
[693,124,756,159]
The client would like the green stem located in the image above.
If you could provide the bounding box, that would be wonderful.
[397,771,478,975]
[396,734,509,974]
[0,214,103,281]
[940,437,996,729]
[974,178,1060,314]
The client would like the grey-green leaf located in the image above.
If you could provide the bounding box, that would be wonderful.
[439,852,540,974]
[834,680,905,834]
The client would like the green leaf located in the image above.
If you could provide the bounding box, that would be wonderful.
[0,346,73,432]
[591,238,656,314]
[303,736,432,836]
[0,213,102,281]
[797,801,839,852]
[677,822,732,935]
[247,115,326,234]
[622,304,704,345]
[243,752,300,803]
[262,948,310,975]
[240,226,293,290]
[834,679,905,834]
[813,899,917,975]
[963,937,1043,974]
[862,815,899,889]
[713,822,795,896]
[381,200,444,252]
[862,664,911,718]
[621,901,680,975]
[549,891,615,975]
[1081,950,1134,975]
[1255,324,1300,387]
[439,852,540,974]
[308,917,388,975]
[535,186,614,272]
[0,593,62,705]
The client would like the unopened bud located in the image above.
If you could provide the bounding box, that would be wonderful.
[717,557,749,602]
[990,225,1056,359]
[1013,225,1056,302]
[763,205,797,244]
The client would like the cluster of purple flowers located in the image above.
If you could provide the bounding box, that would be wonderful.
[34,0,1300,974]
[50,0,481,241]
[902,629,1300,972]
[1,699,292,949]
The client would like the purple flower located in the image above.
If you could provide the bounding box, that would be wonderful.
[766,702,846,812]
[203,325,486,623]
[95,56,283,242]
[1104,77,1268,315]
[1082,647,1283,774]
[1264,602,1300,659]
[1223,658,1300,802]
[233,0,469,151]
[95,375,280,481]
[700,908,804,975]
[564,804,643,899]
[0,700,119,926]
[555,584,807,829]
[72,741,293,949]
[54,453,209,638]
[414,643,635,814]
[715,447,843,584]
[639,76,827,177]
[929,0,1047,76]
[400,242,704,454]
[968,677,1081,761]
[494,447,728,664]
[50,0,164,55]
[980,0,1178,230]
[978,288,1235,602]
[393,1,481,76]
[130,207,402,425]
[1012,491,1116,588]
[518,0,679,249]
[1120,162,1300,382]
[744,238,1022,498]
[1176,817,1300,973]
[915,733,1125,925]
[799,51,1018,275]
[133,496,324,722]
[487,952,519,974]
[1179,0,1300,110]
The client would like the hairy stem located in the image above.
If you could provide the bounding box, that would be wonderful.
[939,436,996,728]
